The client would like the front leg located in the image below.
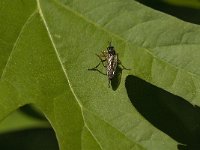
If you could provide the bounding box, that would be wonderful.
[96,54,107,68]
[88,53,107,74]
[88,62,107,76]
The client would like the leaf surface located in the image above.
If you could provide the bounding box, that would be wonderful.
[1,0,200,149]
[59,0,200,106]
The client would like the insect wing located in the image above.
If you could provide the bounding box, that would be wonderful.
[112,54,118,72]
[107,54,118,79]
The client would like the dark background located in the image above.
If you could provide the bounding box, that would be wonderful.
[136,0,200,24]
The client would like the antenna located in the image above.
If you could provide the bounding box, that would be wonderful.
[108,41,112,47]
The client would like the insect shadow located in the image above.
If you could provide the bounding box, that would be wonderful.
[110,66,122,90]
[125,75,200,150]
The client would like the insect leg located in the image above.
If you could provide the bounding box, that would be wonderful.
[96,54,107,68]
[117,55,130,70]
[94,69,107,76]
[101,50,108,57]
[88,53,106,70]
[119,64,131,70]
[88,63,107,76]
[88,59,107,76]
[88,61,101,70]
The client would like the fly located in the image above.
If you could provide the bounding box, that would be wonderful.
[88,42,130,87]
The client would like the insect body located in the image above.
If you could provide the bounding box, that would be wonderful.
[88,42,129,87]
[106,44,118,81]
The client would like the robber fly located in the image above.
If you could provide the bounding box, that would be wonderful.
[88,42,130,87]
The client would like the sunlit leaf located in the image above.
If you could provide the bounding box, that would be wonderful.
[1,0,200,149]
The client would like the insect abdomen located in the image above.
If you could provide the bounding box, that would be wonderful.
[107,55,117,79]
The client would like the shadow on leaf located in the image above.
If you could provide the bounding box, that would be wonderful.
[111,66,122,91]
[20,104,46,120]
[125,75,200,150]
[0,128,58,150]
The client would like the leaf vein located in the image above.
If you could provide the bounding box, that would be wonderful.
[37,0,103,149]
[0,10,38,80]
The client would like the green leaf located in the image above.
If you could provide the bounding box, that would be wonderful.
[60,0,200,105]
[1,0,200,149]
[0,109,49,134]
